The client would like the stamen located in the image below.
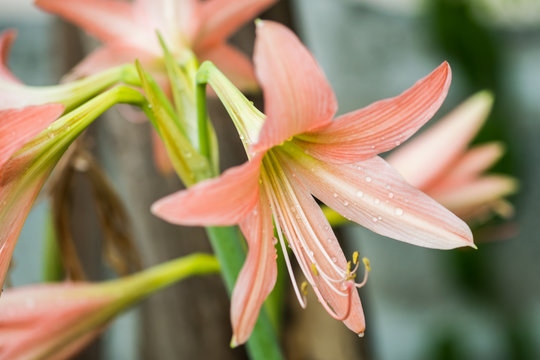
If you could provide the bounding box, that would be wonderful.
[312,281,354,321]
[300,281,308,306]
[354,257,371,288]
[267,151,346,277]
[353,251,359,265]
[310,263,319,277]
[261,169,308,309]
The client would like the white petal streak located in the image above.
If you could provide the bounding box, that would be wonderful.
[278,149,473,250]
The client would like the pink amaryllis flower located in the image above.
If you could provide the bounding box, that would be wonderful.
[0,253,219,359]
[152,21,474,344]
[386,91,518,223]
[35,0,276,90]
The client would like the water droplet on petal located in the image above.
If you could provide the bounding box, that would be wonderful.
[372,217,378,222]
[324,225,329,231]
[333,193,338,198]
[272,237,278,245]
[374,198,380,205]
[343,200,349,206]
[388,192,394,199]
[356,191,363,197]
[327,238,333,243]
[365,176,372,183]
[332,257,337,263]
[395,208,404,216]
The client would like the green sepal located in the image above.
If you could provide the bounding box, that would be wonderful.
[135,61,212,186]
[158,35,219,176]
[196,61,265,153]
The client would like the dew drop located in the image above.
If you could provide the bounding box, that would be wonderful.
[356,191,363,197]
[327,238,333,244]
[309,250,314,257]
[378,216,382,220]
[385,184,391,190]
[343,200,349,206]
[365,176,372,183]
[332,257,337,263]
[333,193,338,198]
[374,198,380,204]
[272,237,278,245]
[388,192,394,199]
[324,225,329,231]
[395,208,404,216]
[372,217,378,222]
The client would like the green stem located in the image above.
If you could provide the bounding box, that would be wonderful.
[13,64,140,112]
[105,253,220,302]
[196,81,212,169]
[206,227,284,360]
[42,208,64,282]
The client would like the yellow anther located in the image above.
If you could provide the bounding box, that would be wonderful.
[362,257,371,272]
[352,251,359,265]
[310,263,319,277]
[346,260,352,274]
[301,281,309,296]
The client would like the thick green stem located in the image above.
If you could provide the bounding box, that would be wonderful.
[206,227,284,360]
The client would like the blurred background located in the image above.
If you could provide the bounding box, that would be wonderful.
[2,0,539,359]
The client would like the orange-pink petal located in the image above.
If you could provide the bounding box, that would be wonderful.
[281,149,473,249]
[296,62,451,164]
[0,177,49,288]
[0,29,21,84]
[199,43,258,92]
[0,104,64,168]
[35,0,148,48]
[386,91,493,189]
[252,20,337,153]
[429,175,518,214]
[0,284,112,359]
[65,44,157,80]
[427,142,505,192]
[231,189,277,345]
[196,0,276,51]
[151,154,263,226]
